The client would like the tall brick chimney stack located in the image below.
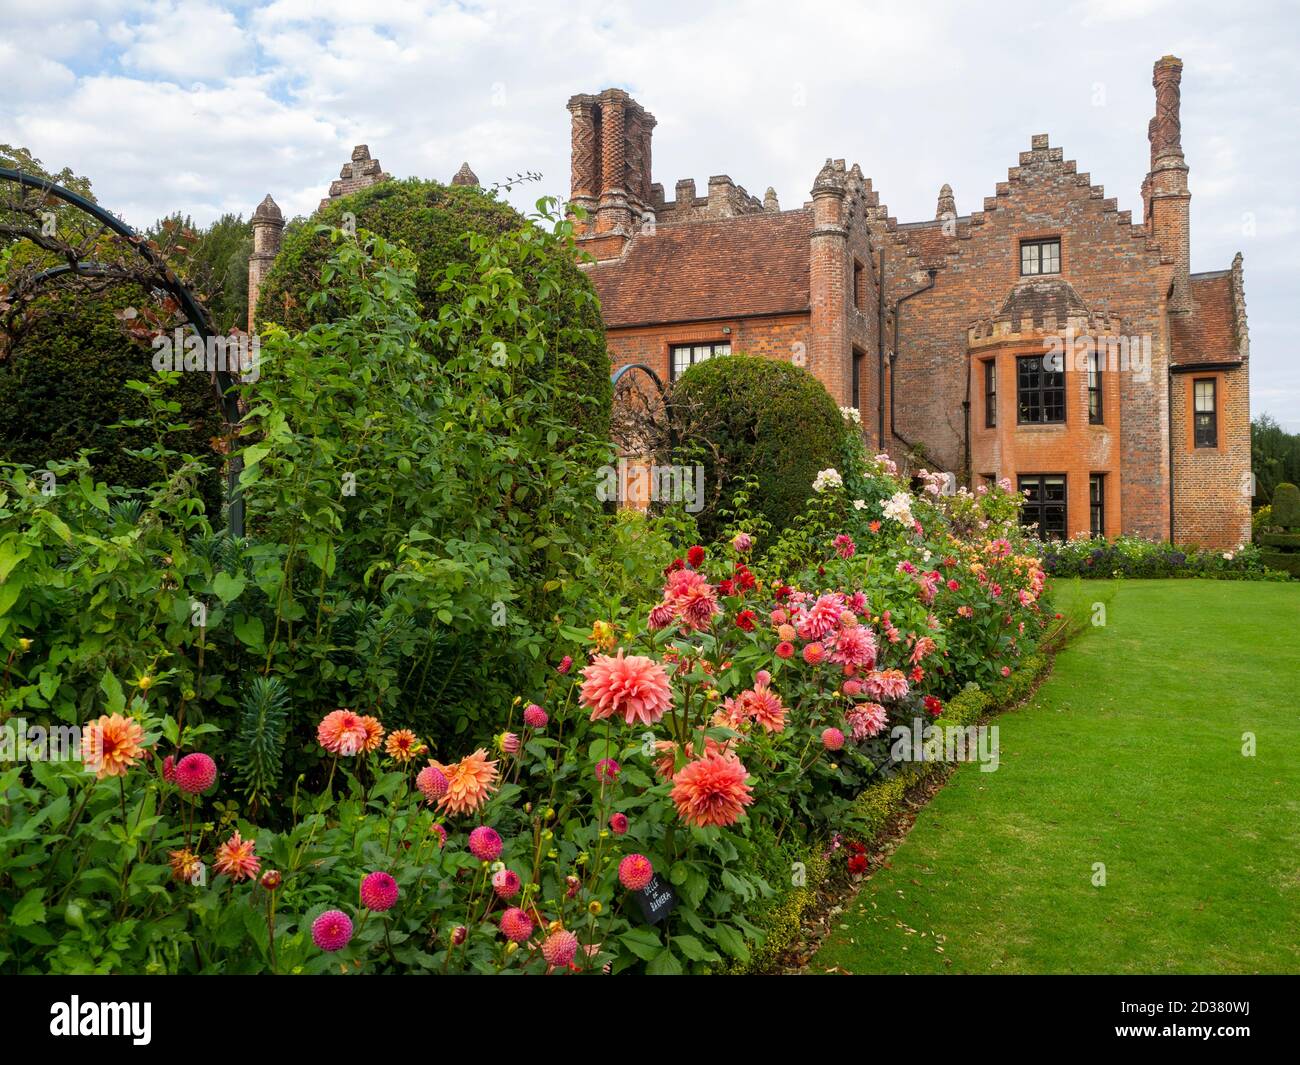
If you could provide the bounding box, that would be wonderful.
[247,194,284,332]
[809,159,851,404]
[567,88,656,242]
[1146,55,1191,315]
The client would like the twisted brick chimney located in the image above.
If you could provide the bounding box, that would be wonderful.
[1144,55,1191,315]
[567,89,657,243]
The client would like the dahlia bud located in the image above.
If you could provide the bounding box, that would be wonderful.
[17,638,32,653]
[566,875,581,898]
[261,869,282,891]
[588,900,603,915]
[496,731,520,756]
[732,532,752,553]
[556,655,573,675]
[451,925,468,946]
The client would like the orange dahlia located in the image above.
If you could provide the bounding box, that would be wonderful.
[580,650,673,727]
[168,848,203,884]
[317,709,370,756]
[434,748,499,817]
[670,752,754,829]
[360,715,385,753]
[213,830,260,881]
[82,713,146,780]
[384,728,425,763]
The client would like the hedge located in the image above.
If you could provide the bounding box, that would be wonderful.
[255,177,611,444]
[669,354,845,542]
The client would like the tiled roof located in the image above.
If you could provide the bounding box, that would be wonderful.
[588,210,812,327]
[1171,270,1242,367]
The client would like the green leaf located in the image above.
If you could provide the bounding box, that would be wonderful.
[618,926,662,961]
[11,888,46,926]
[212,572,247,604]
[708,922,751,962]
[672,934,721,963]
[233,614,265,648]
[646,947,682,975]
[99,669,126,714]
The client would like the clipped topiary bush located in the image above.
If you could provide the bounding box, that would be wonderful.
[1258,482,1300,577]
[668,354,846,543]
[0,287,225,514]
[255,178,611,442]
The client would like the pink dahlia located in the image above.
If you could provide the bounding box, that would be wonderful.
[500,907,533,943]
[595,758,621,783]
[796,593,844,641]
[822,727,845,751]
[317,709,370,756]
[846,702,889,741]
[647,602,675,630]
[311,909,354,952]
[174,752,217,795]
[497,731,520,756]
[468,825,503,862]
[609,812,629,835]
[670,752,754,829]
[775,640,795,660]
[213,830,260,881]
[580,650,673,727]
[416,763,449,803]
[161,755,177,783]
[523,703,548,728]
[661,569,722,631]
[834,534,856,559]
[557,655,574,675]
[541,929,579,968]
[829,624,877,671]
[360,870,399,911]
[732,532,753,553]
[492,868,522,899]
[864,669,910,701]
[618,854,654,892]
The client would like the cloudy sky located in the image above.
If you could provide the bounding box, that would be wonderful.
[2,0,1296,427]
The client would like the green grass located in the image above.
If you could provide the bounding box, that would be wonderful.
[813,579,1300,974]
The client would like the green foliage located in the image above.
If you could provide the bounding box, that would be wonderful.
[255,178,611,442]
[1038,535,1286,581]
[1269,482,1300,528]
[231,676,291,813]
[152,212,252,333]
[1251,415,1300,506]
[0,287,226,517]
[667,354,845,543]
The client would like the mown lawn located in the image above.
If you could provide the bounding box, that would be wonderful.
[813,578,1300,974]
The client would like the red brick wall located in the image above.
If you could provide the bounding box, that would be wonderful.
[874,138,1175,538]
[1170,366,1252,548]
[605,313,812,384]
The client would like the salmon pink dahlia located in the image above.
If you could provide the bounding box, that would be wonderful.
[580,650,673,727]
[670,752,754,829]
[317,709,370,756]
[609,812,629,835]
[802,642,825,665]
[213,830,260,881]
[435,749,499,816]
[523,703,548,728]
[360,870,399,911]
[618,854,654,891]
[468,825,503,861]
[541,928,579,968]
[774,640,795,660]
[174,752,217,795]
[865,669,910,701]
[500,907,533,943]
[416,763,449,803]
[312,909,353,952]
[83,714,146,780]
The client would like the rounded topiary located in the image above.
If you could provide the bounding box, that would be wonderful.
[255,178,611,441]
[1270,482,1300,529]
[669,354,846,541]
[0,287,225,513]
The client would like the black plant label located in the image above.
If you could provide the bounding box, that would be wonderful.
[632,873,677,925]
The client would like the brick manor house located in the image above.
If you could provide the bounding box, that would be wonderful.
[248,55,1251,548]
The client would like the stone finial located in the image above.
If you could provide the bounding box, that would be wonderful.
[763,186,780,212]
[935,183,956,220]
[351,145,371,163]
[1230,251,1250,361]
[252,194,283,223]
[451,162,479,187]
[813,158,843,195]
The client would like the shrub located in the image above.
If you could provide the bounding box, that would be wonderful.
[254,179,611,443]
[667,354,845,543]
[1037,535,1287,581]
[0,287,225,516]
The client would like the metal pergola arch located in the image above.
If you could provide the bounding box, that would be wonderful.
[0,166,244,534]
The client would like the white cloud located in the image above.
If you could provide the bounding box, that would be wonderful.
[0,0,1297,427]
